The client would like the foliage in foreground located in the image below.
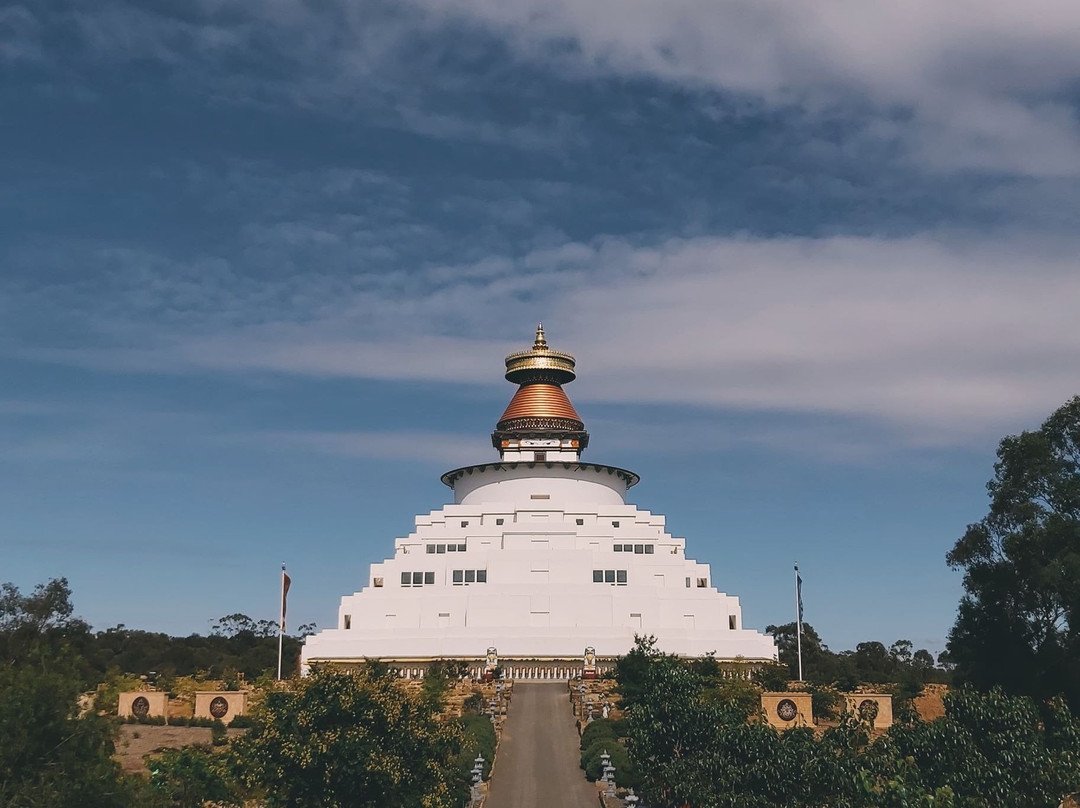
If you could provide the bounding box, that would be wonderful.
[232,667,465,808]
[621,645,1080,808]
[0,579,158,808]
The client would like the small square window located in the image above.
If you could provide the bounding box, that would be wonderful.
[447,544,456,552]
[465,570,476,583]
[645,544,654,554]
[605,570,616,584]
[412,572,423,585]
[576,518,584,526]
[634,544,644,554]
[373,577,384,587]
[461,521,469,528]
[453,570,464,584]
[612,521,620,528]
[344,614,352,630]
[729,615,737,630]
[401,572,411,586]
[616,570,627,584]
[458,544,467,552]
[614,544,622,552]
[496,518,504,525]
[685,577,691,588]
[476,569,487,583]
[424,572,435,585]
[437,544,446,554]
[697,577,708,588]
[593,570,604,583]
[426,544,435,554]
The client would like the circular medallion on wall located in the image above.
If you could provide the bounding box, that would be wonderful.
[209,696,230,719]
[776,698,798,721]
[858,699,879,722]
[131,696,150,717]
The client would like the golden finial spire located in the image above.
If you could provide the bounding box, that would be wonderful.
[503,324,576,384]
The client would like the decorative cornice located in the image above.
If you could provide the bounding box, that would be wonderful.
[441,461,639,489]
[495,416,584,432]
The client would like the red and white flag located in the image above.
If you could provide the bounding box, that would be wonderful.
[281,566,292,632]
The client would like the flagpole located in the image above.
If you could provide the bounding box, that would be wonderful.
[277,563,286,681]
[794,563,803,682]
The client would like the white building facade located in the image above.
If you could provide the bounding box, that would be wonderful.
[302,327,777,676]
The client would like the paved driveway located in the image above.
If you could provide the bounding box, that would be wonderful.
[484,683,598,808]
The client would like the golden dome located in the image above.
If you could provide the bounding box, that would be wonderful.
[503,323,576,385]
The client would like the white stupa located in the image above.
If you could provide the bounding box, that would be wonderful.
[302,326,777,677]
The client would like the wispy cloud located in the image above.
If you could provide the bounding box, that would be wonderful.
[15,1,1080,177]
[9,231,1079,447]
[422,0,1080,177]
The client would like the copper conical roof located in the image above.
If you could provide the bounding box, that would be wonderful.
[499,383,582,424]
[492,324,589,443]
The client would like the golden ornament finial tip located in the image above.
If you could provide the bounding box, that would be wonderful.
[534,322,547,349]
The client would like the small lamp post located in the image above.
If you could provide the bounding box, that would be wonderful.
[625,788,639,807]
[604,761,616,797]
[470,754,485,804]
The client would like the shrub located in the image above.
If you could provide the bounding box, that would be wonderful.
[808,683,843,720]
[453,714,496,781]
[581,739,640,788]
[463,689,485,715]
[580,717,620,751]
[701,678,761,719]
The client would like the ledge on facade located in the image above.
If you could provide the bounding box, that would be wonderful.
[441,461,640,489]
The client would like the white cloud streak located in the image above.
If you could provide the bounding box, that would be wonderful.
[11,232,1080,448]
[16,1,1080,177]
[421,0,1080,176]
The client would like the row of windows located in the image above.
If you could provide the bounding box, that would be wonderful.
[593,569,628,585]
[614,543,654,554]
[401,570,488,587]
[427,517,636,529]
[452,569,487,585]
[426,543,467,553]
[686,577,708,588]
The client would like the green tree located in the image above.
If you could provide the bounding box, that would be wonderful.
[946,395,1080,708]
[232,668,463,807]
[612,634,680,709]
[0,579,151,808]
[150,745,239,808]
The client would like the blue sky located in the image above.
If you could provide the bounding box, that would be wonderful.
[3,1,1079,656]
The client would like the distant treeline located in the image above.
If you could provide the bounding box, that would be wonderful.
[0,581,312,688]
[766,622,952,697]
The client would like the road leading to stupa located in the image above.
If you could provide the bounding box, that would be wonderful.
[484,683,597,808]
